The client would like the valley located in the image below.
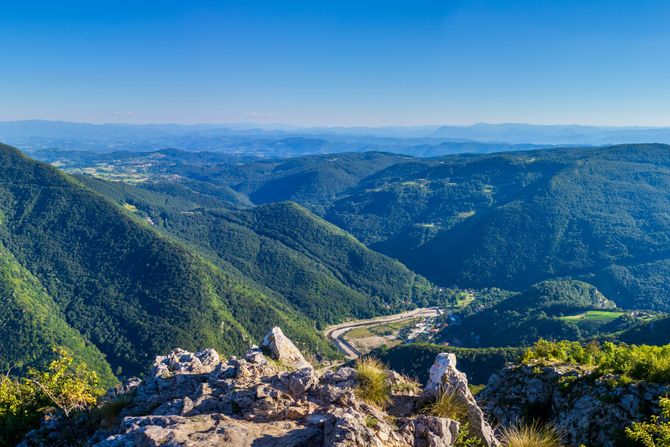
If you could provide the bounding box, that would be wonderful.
[325,307,442,359]
[4,141,670,446]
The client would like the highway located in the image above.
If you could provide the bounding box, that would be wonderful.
[324,307,441,359]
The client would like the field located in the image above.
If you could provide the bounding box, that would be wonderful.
[343,318,422,353]
[559,310,625,322]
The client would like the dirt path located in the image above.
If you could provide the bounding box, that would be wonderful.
[324,307,441,359]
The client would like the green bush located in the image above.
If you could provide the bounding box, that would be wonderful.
[521,339,670,383]
[625,397,670,446]
[0,347,104,446]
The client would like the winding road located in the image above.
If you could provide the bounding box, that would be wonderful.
[324,307,441,359]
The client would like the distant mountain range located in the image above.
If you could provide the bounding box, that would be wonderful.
[7,119,670,157]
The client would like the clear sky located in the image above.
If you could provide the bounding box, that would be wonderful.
[1,0,670,126]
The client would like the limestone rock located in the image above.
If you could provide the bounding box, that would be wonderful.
[479,364,670,447]
[261,326,313,370]
[423,353,500,447]
[22,328,467,447]
[411,415,460,447]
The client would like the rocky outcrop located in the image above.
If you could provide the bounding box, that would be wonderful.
[479,363,670,447]
[261,326,313,370]
[22,329,499,446]
[423,353,500,447]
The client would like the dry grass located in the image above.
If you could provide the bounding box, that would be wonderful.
[392,375,421,394]
[501,422,563,447]
[422,386,468,422]
[354,357,391,407]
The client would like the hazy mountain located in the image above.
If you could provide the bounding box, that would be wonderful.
[432,123,670,145]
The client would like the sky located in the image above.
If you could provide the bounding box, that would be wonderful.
[1,0,670,126]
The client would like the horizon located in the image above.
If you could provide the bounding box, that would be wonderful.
[2,1,670,126]
[7,119,670,131]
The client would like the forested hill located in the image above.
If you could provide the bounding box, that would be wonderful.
[191,143,670,311]
[0,144,332,378]
[0,144,441,380]
[331,144,670,311]
[76,175,436,326]
[54,143,670,311]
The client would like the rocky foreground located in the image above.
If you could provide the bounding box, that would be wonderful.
[480,363,669,447]
[20,327,668,446]
[21,327,498,447]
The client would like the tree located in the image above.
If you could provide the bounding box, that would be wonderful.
[626,397,670,446]
[0,347,104,446]
[27,347,103,418]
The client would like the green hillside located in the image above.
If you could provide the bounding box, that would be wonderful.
[52,144,670,311]
[0,144,339,376]
[439,280,634,347]
[0,242,116,386]
[76,176,437,326]
[325,145,670,311]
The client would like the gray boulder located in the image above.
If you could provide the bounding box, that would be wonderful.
[261,326,313,370]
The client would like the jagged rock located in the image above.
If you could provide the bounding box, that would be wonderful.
[423,353,500,447]
[411,415,460,447]
[285,368,319,398]
[261,326,313,370]
[479,364,670,447]
[22,328,473,447]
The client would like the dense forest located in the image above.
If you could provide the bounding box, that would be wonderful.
[2,144,435,379]
[11,142,670,383]
[45,144,670,312]
[77,176,437,326]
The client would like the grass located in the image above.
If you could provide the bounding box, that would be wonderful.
[500,422,563,447]
[558,310,624,322]
[421,386,468,421]
[468,384,485,396]
[354,358,391,408]
[392,375,421,395]
[365,415,380,429]
[346,326,373,338]
[455,291,475,308]
[122,203,138,213]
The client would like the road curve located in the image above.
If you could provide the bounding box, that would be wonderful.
[324,307,441,360]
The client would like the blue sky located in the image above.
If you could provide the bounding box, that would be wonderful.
[1,0,670,126]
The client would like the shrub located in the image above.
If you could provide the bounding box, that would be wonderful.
[521,339,670,383]
[455,422,484,447]
[355,357,391,407]
[625,397,670,446]
[0,347,104,446]
[422,386,468,421]
[0,374,44,447]
[26,347,103,418]
[500,421,563,447]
